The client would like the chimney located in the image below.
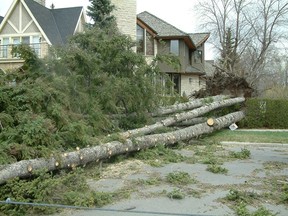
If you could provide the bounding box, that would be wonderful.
[111,0,136,41]
[34,0,46,6]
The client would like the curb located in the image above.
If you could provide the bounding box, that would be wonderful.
[220,141,288,148]
[236,129,288,132]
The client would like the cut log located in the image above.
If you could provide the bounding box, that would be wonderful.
[121,97,245,138]
[207,118,214,126]
[0,111,245,185]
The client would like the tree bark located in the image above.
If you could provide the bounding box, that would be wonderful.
[0,111,244,185]
[151,95,230,117]
[120,97,245,138]
[175,117,210,127]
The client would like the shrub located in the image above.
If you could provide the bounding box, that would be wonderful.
[240,98,288,129]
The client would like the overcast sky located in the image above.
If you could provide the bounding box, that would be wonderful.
[0,0,214,58]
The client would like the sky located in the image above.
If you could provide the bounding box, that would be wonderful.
[0,0,214,59]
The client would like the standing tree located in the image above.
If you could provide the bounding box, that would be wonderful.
[87,0,116,28]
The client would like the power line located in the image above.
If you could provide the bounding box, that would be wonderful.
[0,199,214,216]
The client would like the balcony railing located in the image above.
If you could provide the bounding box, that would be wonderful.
[0,43,49,60]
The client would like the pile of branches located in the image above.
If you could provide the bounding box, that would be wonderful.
[0,95,245,184]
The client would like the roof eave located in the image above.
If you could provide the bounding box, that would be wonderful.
[73,8,86,35]
[157,35,196,50]
[137,18,157,37]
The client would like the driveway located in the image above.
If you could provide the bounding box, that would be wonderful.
[53,142,288,216]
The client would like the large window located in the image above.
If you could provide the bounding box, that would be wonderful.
[137,25,155,56]
[170,40,179,56]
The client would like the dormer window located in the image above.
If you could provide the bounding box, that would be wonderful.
[194,50,203,63]
[170,40,179,56]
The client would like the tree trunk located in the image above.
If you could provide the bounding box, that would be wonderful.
[121,97,245,138]
[151,95,230,117]
[175,117,210,127]
[0,111,244,185]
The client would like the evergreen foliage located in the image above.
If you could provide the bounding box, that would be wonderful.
[0,4,181,213]
[87,0,116,28]
[0,25,166,165]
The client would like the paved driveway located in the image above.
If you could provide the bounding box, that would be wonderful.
[53,142,288,216]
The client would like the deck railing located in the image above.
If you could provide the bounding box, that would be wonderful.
[0,43,49,60]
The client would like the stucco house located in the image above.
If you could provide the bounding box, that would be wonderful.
[0,0,86,72]
[137,11,210,96]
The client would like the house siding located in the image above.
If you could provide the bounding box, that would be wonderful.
[10,4,20,30]
[181,74,201,96]
[1,23,17,34]
[24,22,39,33]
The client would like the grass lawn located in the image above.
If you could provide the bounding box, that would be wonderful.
[201,129,288,144]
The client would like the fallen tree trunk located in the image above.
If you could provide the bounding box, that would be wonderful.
[110,95,230,120]
[175,117,210,127]
[0,111,244,185]
[151,95,230,117]
[121,97,245,138]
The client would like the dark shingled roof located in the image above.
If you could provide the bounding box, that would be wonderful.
[0,16,3,25]
[24,0,82,45]
[189,33,210,47]
[51,7,83,44]
[137,11,209,49]
[137,11,186,37]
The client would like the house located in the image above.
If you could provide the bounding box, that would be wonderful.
[0,0,86,72]
[0,0,210,96]
[137,11,210,97]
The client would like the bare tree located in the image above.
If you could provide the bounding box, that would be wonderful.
[196,0,288,93]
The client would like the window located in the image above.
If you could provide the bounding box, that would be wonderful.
[168,73,181,94]
[170,40,179,56]
[0,36,42,58]
[137,25,155,56]
[146,31,154,56]
[137,25,144,54]
[32,36,41,57]
[1,38,9,58]
[22,36,30,44]
[194,50,203,63]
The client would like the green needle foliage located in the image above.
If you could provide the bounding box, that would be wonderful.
[87,0,116,28]
[0,24,168,165]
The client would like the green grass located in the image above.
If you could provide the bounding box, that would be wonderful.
[206,164,228,174]
[202,130,288,143]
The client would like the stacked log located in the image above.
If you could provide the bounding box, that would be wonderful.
[0,95,245,184]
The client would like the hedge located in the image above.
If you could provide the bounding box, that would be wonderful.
[239,98,288,129]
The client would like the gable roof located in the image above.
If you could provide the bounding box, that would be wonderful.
[137,11,209,49]
[51,7,83,44]
[189,33,210,47]
[137,11,186,37]
[0,16,3,25]
[0,0,83,45]
[23,0,83,45]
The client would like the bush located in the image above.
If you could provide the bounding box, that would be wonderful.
[240,98,288,129]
